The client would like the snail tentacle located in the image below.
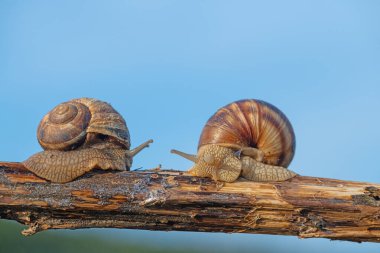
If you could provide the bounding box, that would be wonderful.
[127,139,153,157]
[170,149,197,163]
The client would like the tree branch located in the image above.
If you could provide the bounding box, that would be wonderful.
[0,162,379,243]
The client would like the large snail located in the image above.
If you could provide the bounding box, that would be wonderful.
[23,98,153,183]
[171,99,297,182]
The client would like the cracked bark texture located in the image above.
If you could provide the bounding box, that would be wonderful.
[0,162,379,243]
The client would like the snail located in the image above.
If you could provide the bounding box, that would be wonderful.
[23,98,153,183]
[171,99,297,183]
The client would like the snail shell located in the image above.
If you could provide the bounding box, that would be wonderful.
[37,98,130,150]
[199,99,295,167]
[171,99,297,182]
[23,98,152,183]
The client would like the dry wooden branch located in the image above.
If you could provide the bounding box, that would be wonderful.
[0,162,379,243]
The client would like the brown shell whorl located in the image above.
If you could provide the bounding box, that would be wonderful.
[38,101,91,150]
[198,99,295,167]
[72,98,130,149]
[37,98,130,151]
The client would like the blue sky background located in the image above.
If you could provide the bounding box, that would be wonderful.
[1,0,379,252]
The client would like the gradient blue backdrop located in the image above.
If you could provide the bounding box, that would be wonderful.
[1,1,379,252]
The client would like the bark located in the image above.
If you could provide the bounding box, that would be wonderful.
[0,162,379,243]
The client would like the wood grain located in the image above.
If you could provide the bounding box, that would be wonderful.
[0,162,379,242]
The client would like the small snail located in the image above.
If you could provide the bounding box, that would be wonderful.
[23,98,153,183]
[171,99,297,182]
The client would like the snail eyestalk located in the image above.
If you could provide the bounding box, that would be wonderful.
[128,139,154,157]
[170,149,197,163]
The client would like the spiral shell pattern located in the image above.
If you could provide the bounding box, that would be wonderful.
[198,99,295,167]
[37,98,130,151]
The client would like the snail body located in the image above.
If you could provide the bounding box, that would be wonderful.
[171,99,297,182]
[23,98,152,183]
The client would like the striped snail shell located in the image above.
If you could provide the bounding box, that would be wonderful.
[23,98,153,183]
[171,99,297,183]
